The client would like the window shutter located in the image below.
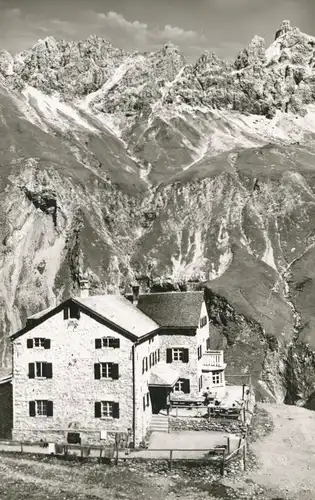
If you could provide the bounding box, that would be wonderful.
[70,304,80,319]
[183,349,189,363]
[28,363,35,379]
[47,401,53,417]
[113,402,120,419]
[142,358,145,374]
[94,363,101,379]
[158,349,160,362]
[95,339,102,349]
[29,401,36,417]
[112,338,120,348]
[44,339,51,350]
[27,339,33,349]
[200,345,202,358]
[94,402,101,418]
[183,379,190,394]
[149,355,151,368]
[63,308,69,320]
[166,349,172,363]
[45,363,53,379]
[154,351,157,364]
[143,396,146,411]
[112,364,119,380]
[146,393,150,407]
[145,357,148,371]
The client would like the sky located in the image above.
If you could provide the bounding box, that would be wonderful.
[0,0,315,62]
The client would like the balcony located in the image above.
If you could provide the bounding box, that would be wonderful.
[202,350,226,371]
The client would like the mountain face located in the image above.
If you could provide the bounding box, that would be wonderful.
[1,19,315,404]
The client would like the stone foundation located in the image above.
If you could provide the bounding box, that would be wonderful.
[169,416,246,435]
[12,428,126,447]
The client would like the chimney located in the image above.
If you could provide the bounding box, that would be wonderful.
[131,284,140,306]
[79,277,90,298]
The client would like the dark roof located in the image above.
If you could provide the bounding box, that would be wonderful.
[131,291,205,328]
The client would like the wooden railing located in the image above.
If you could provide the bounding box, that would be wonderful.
[202,350,224,368]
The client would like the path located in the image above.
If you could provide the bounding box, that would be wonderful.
[226,403,315,499]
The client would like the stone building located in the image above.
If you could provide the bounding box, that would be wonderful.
[10,286,226,447]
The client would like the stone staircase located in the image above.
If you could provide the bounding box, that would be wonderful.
[150,414,169,433]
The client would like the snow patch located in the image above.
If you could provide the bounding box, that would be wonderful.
[21,86,97,132]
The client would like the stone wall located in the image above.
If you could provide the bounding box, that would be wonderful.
[12,309,134,445]
[159,301,210,396]
[169,416,246,435]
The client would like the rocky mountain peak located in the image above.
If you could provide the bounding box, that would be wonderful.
[234,35,266,70]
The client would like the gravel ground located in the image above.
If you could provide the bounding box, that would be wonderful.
[1,404,315,499]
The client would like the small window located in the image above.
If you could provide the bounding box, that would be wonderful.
[101,363,113,378]
[64,304,80,320]
[200,316,208,328]
[94,363,119,379]
[198,375,203,391]
[95,401,119,419]
[212,371,222,385]
[206,338,210,351]
[102,401,113,418]
[167,348,189,363]
[197,345,203,360]
[29,400,53,417]
[173,378,190,394]
[27,338,50,349]
[28,362,53,379]
[95,337,120,349]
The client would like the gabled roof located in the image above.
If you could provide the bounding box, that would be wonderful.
[75,295,159,338]
[129,291,204,328]
[11,295,159,342]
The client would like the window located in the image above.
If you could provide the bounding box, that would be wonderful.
[95,337,120,349]
[143,395,146,411]
[212,371,222,385]
[28,362,53,379]
[63,304,80,320]
[199,375,203,391]
[197,345,203,360]
[166,348,189,363]
[146,393,150,407]
[206,338,210,351]
[157,349,160,362]
[149,337,155,344]
[142,357,148,374]
[173,378,190,394]
[94,401,119,419]
[27,338,51,349]
[94,363,119,379]
[154,351,157,364]
[29,400,53,417]
[149,353,155,367]
[200,316,208,328]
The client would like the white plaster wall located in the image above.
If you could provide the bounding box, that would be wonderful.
[196,300,211,393]
[12,310,133,445]
[134,334,160,443]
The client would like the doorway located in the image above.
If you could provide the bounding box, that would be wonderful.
[149,387,169,414]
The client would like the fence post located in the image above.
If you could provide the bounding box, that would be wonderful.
[242,440,247,471]
[220,449,225,476]
[227,437,230,455]
[169,450,173,471]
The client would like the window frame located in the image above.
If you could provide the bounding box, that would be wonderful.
[101,362,113,379]
[172,348,184,362]
[101,401,113,418]
[212,371,222,385]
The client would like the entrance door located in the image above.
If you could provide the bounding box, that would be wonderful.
[149,387,168,414]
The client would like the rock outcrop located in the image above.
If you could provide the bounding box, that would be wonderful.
[1,21,315,403]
